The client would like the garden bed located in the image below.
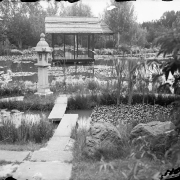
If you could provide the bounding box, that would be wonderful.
[70,102,179,180]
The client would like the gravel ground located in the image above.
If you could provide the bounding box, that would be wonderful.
[90,104,173,126]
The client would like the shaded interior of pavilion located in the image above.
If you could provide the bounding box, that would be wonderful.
[45,16,113,64]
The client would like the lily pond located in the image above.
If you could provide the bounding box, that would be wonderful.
[0,54,173,127]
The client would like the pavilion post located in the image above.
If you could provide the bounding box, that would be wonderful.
[74,34,75,59]
[92,34,94,59]
[77,34,78,57]
[63,34,65,57]
[52,34,55,60]
[88,34,90,58]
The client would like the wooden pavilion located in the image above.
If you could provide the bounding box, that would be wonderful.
[45,16,113,64]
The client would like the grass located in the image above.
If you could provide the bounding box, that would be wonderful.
[0,142,46,151]
[0,117,56,144]
[0,93,58,111]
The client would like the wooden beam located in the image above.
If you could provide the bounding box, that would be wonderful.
[52,34,55,60]
[63,34,65,57]
[77,34,78,57]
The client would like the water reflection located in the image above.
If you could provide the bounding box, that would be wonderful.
[66,110,92,130]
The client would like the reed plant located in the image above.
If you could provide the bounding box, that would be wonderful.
[0,117,55,144]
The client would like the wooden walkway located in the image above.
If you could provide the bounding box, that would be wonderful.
[48,95,68,122]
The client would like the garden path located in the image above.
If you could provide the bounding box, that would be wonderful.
[12,95,78,180]
[48,95,67,122]
[0,95,78,180]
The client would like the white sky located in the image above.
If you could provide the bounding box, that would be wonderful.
[40,0,180,23]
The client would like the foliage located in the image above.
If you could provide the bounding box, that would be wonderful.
[169,100,180,134]
[71,128,88,161]
[62,1,92,17]
[0,94,56,111]
[142,10,180,45]
[104,1,137,46]
[86,79,98,92]
[0,118,55,144]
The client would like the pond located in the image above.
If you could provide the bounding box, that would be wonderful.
[0,108,92,130]
[0,55,173,93]
[66,109,92,130]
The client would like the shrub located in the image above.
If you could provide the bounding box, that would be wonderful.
[86,79,98,92]
[0,94,57,111]
[169,101,180,134]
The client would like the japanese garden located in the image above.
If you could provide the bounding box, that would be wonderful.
[0,0,180,180]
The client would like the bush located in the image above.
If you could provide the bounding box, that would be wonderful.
[86,79,98,92]
[0,81,36,98]
[0,94,57,111]
[169,101,180,134]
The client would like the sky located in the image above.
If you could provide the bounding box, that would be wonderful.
[40,0,180,23]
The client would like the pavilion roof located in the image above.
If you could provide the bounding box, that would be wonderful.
[45,16,113,34]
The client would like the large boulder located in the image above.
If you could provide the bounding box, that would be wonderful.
[130,121,175,139]
[130,121,177,156]
[85,122,123,158]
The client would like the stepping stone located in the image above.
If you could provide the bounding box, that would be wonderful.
[46,137,70,151]
[53,114,78,137]
[48,95,67,121]
[30,149,73,162]
[12,161,72,180]
[48,104,67,121]
[55,95,67,104]
[0,151,30,163]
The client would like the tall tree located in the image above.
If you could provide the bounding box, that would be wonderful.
[62,1,92,17]
[104,0,136,46]
[154,13,180,94]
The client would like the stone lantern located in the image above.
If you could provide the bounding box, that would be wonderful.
[34,33,53,96]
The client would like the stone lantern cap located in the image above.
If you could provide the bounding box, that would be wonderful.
[34,33,52,52]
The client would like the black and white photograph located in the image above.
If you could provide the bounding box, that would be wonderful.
[0,0,180,179]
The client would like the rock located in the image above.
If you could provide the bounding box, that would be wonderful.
[130,121,175,140]
[85,122,123,157]
[130,121,177,156]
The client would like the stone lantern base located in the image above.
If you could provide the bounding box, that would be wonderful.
[34,90,53,97]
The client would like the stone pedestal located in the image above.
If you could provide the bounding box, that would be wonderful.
[34,33,53,96]
[34,64,53,96]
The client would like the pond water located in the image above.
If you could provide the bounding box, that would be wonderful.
[0,108,92,130]
[0,60,96,84]
[66,109,92,130]
[0,56,173,93]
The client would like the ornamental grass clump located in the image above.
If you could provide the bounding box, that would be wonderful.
[0,118,55,144]
[71,127,88,161]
